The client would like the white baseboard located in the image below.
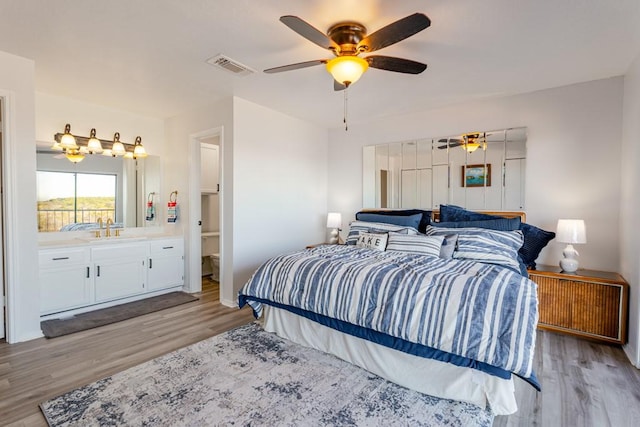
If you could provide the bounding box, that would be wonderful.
[220,297,237,308]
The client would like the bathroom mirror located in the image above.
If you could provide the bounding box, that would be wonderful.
[36,149,161,232]
[363,127,526,211]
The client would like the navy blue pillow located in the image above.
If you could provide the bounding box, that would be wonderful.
[432,218,521,232]
[438,205,555,269]
[356,213,422,230]
[519,223,556,270]
[356,210,432,233]
[440,205,498,222]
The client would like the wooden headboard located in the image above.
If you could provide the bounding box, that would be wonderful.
[360,208,526,223]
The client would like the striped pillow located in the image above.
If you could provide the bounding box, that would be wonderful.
[426,225,524,271]
[346,221,419,245]
[386,233,444,257]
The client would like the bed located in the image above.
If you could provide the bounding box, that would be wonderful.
[239,206,554,416]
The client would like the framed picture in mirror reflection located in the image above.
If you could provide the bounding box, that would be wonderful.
[462,164,491,187]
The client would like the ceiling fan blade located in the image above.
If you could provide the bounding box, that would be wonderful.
[366,55,427,74]
[264,59,326,74]
[358,13,431,53]
[334,80,347,91]
[440,142,464,149]
[280,16,339,51]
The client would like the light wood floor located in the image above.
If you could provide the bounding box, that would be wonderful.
[0,278,254,426]
[2,279,639,426]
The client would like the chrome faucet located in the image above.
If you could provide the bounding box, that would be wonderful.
[96,218,103,238]
[106,218,114,237]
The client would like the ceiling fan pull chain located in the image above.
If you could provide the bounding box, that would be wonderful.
[344,87,348,131]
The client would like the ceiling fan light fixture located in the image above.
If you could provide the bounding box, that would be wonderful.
[462,142,481,153]
[326,56,369,87]
[65,149,85,163]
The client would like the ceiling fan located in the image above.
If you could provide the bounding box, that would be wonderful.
[264,13,431,90]
[438,133,487,152]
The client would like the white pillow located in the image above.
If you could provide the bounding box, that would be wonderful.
[356,232,388,251]
[346,221,419,245]
[386,233,444,257]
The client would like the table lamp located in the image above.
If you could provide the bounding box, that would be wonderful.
[326,212,342,244]
[556,219,587,273]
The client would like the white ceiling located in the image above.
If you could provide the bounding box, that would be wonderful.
[1,0,639,129]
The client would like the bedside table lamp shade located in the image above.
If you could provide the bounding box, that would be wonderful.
[556,219,587,273]
[327,212,342,244]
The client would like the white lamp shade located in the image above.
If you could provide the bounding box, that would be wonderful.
[326,212,342,229]
[556,219,587,244]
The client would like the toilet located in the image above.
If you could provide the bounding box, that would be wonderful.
[209,253,220,282]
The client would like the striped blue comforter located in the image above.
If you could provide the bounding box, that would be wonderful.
[239,244,539,388]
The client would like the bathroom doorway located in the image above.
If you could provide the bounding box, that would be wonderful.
[188,127,224,302]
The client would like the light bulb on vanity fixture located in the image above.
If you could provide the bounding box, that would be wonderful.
[133,136,148,159]
[556,219,587,273]
[111,132,126,157]
[86,128,103,154]
[326,212,342,244]
[59,123,78,150]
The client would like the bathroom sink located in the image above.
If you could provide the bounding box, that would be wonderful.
[77,236,148,244]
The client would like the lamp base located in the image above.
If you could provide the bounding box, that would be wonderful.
[328,228,339,245]
[559,244,580,273]
[559,257,579,273]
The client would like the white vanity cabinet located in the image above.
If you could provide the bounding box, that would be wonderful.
[39,247,92,315]
[93,243,147,302]
[39,236,185,317]
[148,238,184,291]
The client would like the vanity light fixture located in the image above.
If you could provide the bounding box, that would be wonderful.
[111,132,126,156]
[133,136,148,159]
[86,128,103,154]
[53,125,148,163]
[59,124,78,150]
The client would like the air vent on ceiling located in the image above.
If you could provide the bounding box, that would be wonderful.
[206,54,255,76]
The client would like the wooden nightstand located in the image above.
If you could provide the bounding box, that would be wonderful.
[528,265,629,345]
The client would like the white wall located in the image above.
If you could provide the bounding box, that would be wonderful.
[621,52,640,367]
[164,97,328,304]
[328,77,624,272]
[0,50,39,342]
[164,98,234,302]
[232,97,328,293]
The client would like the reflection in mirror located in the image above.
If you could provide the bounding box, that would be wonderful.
[362,127,526,211]
[36,148,160,232]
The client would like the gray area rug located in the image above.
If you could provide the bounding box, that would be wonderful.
[40,292,198,338]
[40,322,494,426]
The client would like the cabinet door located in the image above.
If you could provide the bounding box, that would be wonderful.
[94,257,146,302]
[201,143,219,193]
[40,265,92,315]
[148,255,184,291]
[148,239,184,291]
[40,247,92,315]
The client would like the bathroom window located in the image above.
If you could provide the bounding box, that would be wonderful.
[37,171,117,232]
